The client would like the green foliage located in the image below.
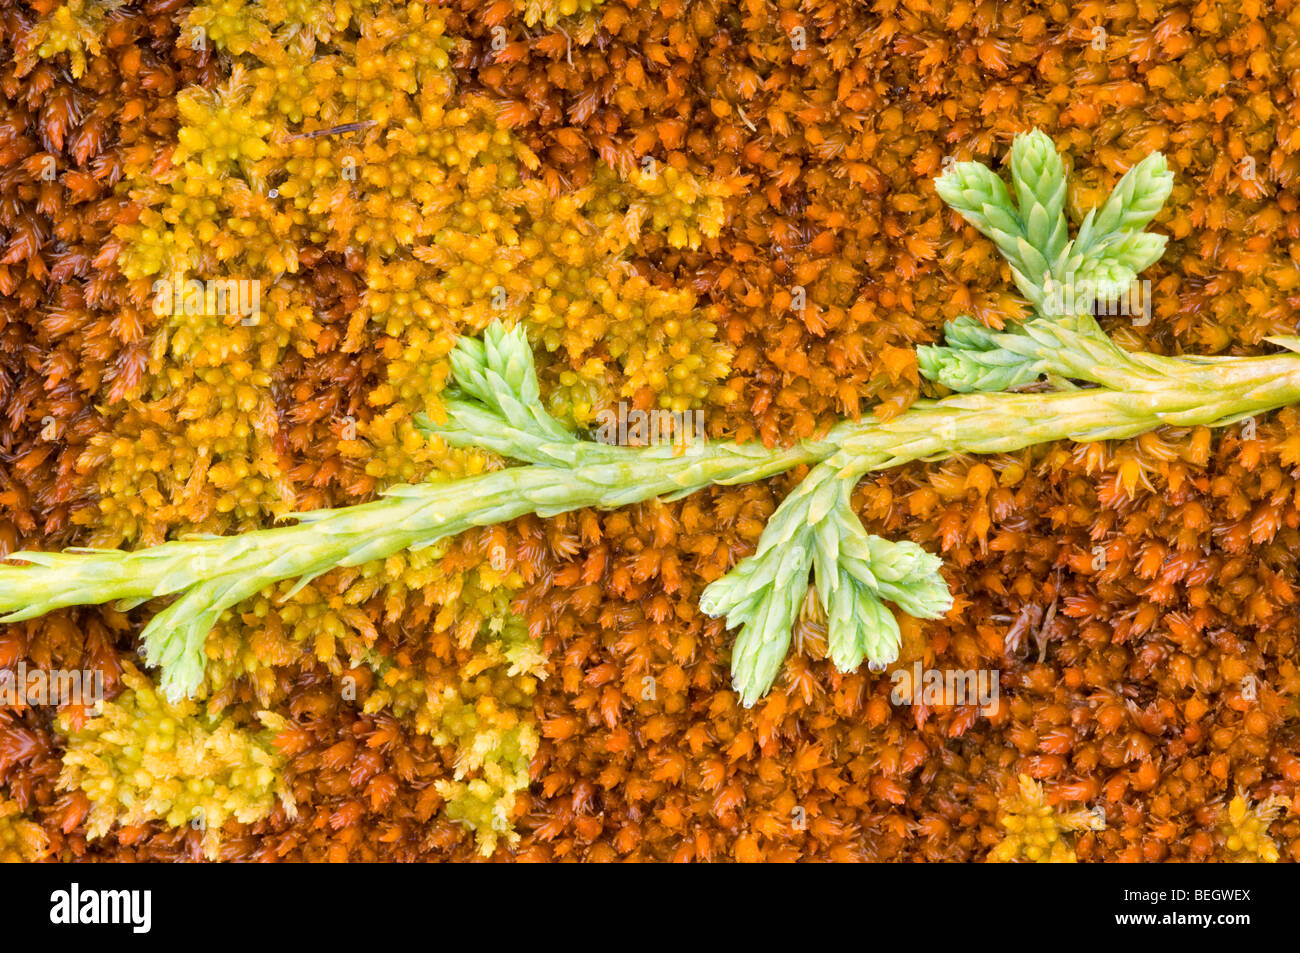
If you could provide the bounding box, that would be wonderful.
[930,131,1172,323]
[920,131,1175,393]
[700,462,950,706]
[7,132,1300,710]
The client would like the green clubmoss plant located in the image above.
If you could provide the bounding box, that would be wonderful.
[4,130,1300,705]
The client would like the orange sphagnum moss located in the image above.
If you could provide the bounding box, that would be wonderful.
[6,0,1300,865]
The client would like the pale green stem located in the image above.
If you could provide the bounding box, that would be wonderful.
[6,349,1299,615]
[0,436,830,622]
[832,350,1300,480]
[3,348,1299,699]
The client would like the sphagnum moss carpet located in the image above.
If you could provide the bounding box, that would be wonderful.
[0,0,1299,866]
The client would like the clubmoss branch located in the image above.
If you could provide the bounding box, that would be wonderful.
[4,130,1300,706]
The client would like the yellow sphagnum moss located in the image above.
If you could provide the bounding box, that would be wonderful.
[41,0,735,854]
[1218,792,1283,863]
[56,664,295,859]
[0,799,51,863]
[987,774,1100,863]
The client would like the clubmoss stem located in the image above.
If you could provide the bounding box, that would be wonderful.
[4,130,1299,706]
